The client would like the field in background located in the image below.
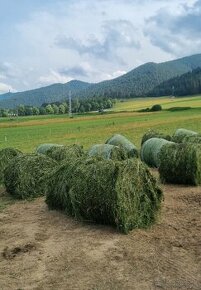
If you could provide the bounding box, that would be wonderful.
[112,95,201,111]
[0,95,201,152]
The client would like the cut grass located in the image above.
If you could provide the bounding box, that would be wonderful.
[46,157,163,233]
[0,187,15,212]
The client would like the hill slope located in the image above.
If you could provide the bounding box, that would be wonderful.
[0,80,91,108]
[1,53,201,108]
[79,54,201,98]
[148,67,201,97]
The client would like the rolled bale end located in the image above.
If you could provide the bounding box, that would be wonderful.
[88,144,127,160]
[46,157,85,213]
[46,157,163,234]
[141,129,171,146]
[105,134,139,158]
[4,154,58,199]
[172,128,198,143]
[159,143,201,185]
[141,138,174,168]
[46,144,85,162]
[0,148,22,184]
[36,143,63,155]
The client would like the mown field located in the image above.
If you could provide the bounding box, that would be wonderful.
[113,95,201,111]
[0,95,201,152]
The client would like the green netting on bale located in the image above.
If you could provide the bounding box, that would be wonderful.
[159,143,201,185]
[0,148,22,184]
[46,144,84,162]
[182,135,201,144]
[36,143,63,155]
[141,138,174,168]
[46,157,162,234]
[88,144,127,160]
[4,154,58,199]
[105,134,138,158]
[172,128,198,143]
[141,129,171,146]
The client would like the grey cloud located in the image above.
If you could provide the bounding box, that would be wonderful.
[145,0,201,55]
[55,20,141,63]
[60,65,89,77]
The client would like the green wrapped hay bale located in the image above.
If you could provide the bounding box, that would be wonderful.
[46,157,162,233]
[141,138,174,168]
[46,144,84,162]
[159,143,201,185]
[4,154,57,199]
[105,134,138,158]
[182,135,201,144]
[141,129,171,145]
[172,128,198,143]
[0,148,22,184]
[88,144,127,160]
[36,143,63,155]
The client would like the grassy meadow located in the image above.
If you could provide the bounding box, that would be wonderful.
[0,95,201,152]
[112,95,201,111]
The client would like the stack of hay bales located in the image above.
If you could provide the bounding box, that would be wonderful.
[141,129,171,145]
[88,144,127,160]
[36,143,63,154]
[4,154,57,199]
[105,134,138,158]
[0,148,22,184]
[159,143,201,185]
[141,138,174,168]
[46,157,162,233]
[46,144,84,162]
[172,128,198,143]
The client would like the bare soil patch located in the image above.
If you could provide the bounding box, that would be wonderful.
[0,178,201,290]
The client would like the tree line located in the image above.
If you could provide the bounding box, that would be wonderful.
[0,97,115,117]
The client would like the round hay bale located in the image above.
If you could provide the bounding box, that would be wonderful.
[141,138,174,168]
[141,129,171,145]
[46,157,162,233]
[36,143,63,155]
[46,144,84,162]
[172,128,198,143]
[4,154,58,199]
[182,135,201,144]
[88,144,127,160]
[159,143,201,185]
[46,157,85,214]
[0,148,22,184]
[105,134,138,158]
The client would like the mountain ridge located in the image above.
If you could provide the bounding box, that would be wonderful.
[1,53,201,108]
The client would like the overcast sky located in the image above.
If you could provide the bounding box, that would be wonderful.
[0,0,200,94]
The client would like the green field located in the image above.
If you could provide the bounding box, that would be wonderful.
[112,95,201,111]
[0,96,201,152]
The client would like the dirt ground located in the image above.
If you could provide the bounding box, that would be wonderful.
[0,177,201,290]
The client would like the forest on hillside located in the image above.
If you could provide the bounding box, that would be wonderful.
[148,68,201,97]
